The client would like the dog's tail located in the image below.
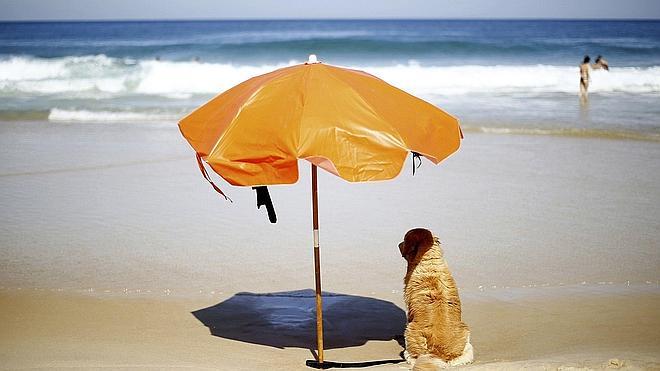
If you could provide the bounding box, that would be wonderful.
[412,336,474,370]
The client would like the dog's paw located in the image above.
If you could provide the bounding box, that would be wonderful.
[449,338,474,367]
[414,355,449,370]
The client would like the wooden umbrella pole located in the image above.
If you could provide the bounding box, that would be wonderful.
[311,164,324,364]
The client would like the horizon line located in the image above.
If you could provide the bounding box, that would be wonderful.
[1,17,659,23]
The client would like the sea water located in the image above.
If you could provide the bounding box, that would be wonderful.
[0,20,659,138]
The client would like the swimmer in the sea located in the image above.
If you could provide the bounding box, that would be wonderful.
[580,55,591,101]
[593,55,609,71]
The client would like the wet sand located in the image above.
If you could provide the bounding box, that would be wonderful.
[0,121,659,369]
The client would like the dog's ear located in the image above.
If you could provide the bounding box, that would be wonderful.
[400,228,434,262]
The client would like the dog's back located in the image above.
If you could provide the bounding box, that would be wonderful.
[400,229,473,368]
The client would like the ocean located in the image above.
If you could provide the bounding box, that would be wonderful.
[1,20,659,139]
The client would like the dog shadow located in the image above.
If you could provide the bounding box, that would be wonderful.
[192,289,406,350]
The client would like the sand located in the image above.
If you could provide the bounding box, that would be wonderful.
[1,121,659,369]
[1,285,658,370]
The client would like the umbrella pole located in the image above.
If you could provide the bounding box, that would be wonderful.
[311,164,324,364]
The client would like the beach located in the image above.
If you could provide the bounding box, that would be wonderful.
[1,285,658,370]
[1,18,660,370]
[1,121,659,369]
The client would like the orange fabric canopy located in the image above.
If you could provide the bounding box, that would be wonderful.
[179,62,461,186]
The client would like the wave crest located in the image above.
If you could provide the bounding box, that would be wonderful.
[1,55,659,98]
[48,108,178,122]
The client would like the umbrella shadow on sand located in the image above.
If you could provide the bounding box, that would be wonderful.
[192,289,406,367]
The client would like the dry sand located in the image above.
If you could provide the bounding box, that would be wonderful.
[0,285,658,370]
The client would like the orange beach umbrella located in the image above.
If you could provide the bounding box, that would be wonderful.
[179,55,462,367]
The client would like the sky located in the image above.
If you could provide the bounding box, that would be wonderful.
[1,0,660,21]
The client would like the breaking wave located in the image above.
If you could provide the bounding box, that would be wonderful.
[47,108,178,122]
[1,55,659,99]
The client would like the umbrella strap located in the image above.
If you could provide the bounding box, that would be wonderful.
[195,153,232,202]
[412,152,422,176]
[252,186,277,223]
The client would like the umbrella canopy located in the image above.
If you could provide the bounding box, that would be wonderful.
[178,56,462,367]
[179,59,461,187]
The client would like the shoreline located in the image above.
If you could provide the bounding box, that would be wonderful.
[2,119,659,143]
[461,125,660,142]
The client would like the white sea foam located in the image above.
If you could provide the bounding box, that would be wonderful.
[133,60,289,95]
[48,108,178,122]
[367,63,660,96]
[0,55,116,81]
[2,55,659,98]
[0,57,68,81]
[0,55,133,96]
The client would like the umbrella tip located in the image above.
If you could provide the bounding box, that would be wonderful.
[307,54,319,64]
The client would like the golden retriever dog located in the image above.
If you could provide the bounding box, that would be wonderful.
[399,228,473,370]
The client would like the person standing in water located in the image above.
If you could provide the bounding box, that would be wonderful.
[580,55,591,101]
[593,55,609,71]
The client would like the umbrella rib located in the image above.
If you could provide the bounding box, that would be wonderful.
[296,64,312,162]
[205,67,300,163]
[328,65,460,164]
[205,87,264,160]
[327,68,408,152]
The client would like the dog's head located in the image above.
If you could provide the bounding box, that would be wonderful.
[398,228,435,263]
